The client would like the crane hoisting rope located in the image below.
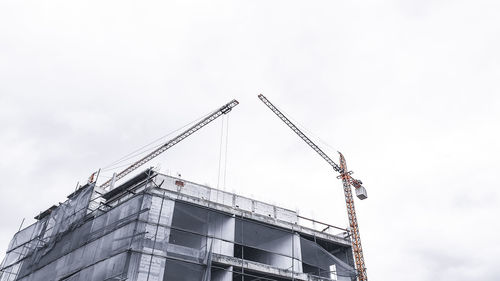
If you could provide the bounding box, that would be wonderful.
[217,116,225,188]
[216,115,230,189]
[223,115,229,190]
[98,99,239,190]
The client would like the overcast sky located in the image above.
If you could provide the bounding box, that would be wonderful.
[1,0,499,280]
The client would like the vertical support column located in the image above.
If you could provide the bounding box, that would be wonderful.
[134,191,175,281]
[292,232,303,274]
[208,215,235,256]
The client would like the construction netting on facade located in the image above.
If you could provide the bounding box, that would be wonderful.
[0,185,94,281]
[0,172,356,281]
[300,238,357,279]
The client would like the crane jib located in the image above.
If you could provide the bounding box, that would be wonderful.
[99,99,239,189]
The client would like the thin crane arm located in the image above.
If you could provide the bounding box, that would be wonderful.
[100,99,239,189]
[258,94,367,281]
[258,94,343,173]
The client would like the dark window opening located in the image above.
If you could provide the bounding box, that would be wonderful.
[169,229,205,250]
[300,234,352,266]
[302,263,332,279]
[163,259,206,281]
[233,244,292,269]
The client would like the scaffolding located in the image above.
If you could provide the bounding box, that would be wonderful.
[0,170,357,281]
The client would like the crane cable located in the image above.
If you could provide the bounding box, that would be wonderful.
[223,115,229,190]
[98,108,219,184]
[216,115,230,190]
[278,105,339,158]
[100,109,215,174]
[216,117,224,189]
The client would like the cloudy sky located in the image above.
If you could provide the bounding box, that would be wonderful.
[1,0,499,280]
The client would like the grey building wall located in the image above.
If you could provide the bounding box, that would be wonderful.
[0,170,356,281]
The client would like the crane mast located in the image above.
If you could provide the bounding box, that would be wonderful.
[99,99,239,189]
[257,94,368,281]
[338,152,367,281]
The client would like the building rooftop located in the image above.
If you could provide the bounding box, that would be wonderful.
[0,169,356,281]
[102,170,351,245]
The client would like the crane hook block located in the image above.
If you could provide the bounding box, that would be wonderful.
[356,186,368,200]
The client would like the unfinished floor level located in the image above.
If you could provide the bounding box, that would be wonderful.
[0,169,357,281]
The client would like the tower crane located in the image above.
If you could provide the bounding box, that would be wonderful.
[99,99,239,189]
[257,94,368,281]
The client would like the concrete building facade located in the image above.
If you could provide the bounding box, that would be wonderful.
[0,169,356,281]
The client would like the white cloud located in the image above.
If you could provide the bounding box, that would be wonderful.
[1,0,499,280]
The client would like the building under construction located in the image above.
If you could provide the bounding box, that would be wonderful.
[0,169,357,281]
[0,96,368,281]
